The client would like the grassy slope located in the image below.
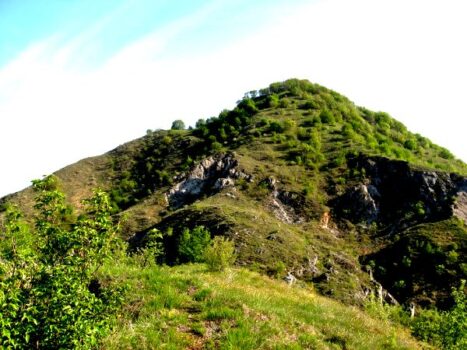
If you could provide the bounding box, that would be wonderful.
[102,263,426,350]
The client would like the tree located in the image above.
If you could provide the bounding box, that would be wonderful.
[0,175,124,349]
[171,119,186,130]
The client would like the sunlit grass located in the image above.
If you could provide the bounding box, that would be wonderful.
[102,262,425,349]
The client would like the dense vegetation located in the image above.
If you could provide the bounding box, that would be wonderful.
[1,78,466,349]
[0,176,124,349]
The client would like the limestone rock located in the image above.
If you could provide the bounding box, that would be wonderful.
[332,155,467,227]
[167,154,251,208]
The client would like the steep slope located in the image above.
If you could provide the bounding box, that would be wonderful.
[1,79,466,310]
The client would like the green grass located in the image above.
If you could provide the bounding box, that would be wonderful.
[102,262,426,349]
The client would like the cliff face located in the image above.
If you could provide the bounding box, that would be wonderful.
[332,155,467,229]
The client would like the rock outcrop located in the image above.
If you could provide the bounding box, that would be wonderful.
[452,183,467,224]
[332,155,467,227]
[262,177,306,224]
[167,154,252,208]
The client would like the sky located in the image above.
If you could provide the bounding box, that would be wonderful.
[1,0,466,197]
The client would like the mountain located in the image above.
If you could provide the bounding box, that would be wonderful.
[1,78,466,348]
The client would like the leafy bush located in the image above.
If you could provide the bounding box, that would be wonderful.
[268,261,287,278]
[178,226,212,263]
[364,296,409,326]
[283,118,296,131]
[0,176,124,349]
[319,109,335,124]
[269,121,285,133]
[268,94,280,108]
[237,98,258,115]
[204,236,236,271]
[412,280,467,349]
[439,148,455,160]
[404,139,417,150]
[300,99,318,110]
[211,141,223,151]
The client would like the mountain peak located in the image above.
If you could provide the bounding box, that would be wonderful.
[2,78,466,312]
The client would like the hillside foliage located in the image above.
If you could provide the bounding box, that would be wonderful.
[0,176,124,349]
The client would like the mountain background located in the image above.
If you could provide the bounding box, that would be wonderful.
[3,78,466,305]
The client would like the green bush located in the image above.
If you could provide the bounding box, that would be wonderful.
[133,228,163,268]
[319,109,335,124]
[237,98,258,115]
[0,176,124,349]
[204,236,236,272]
[412,280,467,349]
[269,121,284,133]
[268,94,280,108]
[404,139,417,150]
[283,118,296,131]
[211,141,223,151]
[269,261,287,279]
[178,226,212,263]
[439,148,454,160]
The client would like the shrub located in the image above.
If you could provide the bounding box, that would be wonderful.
[133,228,163,268]
[300,99,318,110]
[375,112,392,127]
[0,176,124,349]
[412,280,467,349]
[414,201,426,216]
[283,118,296,131]
[204,236,236,271]
[319,109,335,124]
[269,121,284,133]
[279,98,290,108]
[237,98,258,115]
[211,141,223,151]
[439,148,454,160]
[178,226,212,263]
[269,261,287,278]
[162,135,173,145]
[268,94,280,108]
[404,139,417,150]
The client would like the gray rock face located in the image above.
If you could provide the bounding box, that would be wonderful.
[332,155,467,227]
[343,184,380,224]
[262,177,306,224]
[453,182,467,224]
[213,177,235,190]
[167,154,251,208]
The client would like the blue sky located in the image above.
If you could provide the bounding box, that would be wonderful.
[0,0,301,67]
[1,0,466,196]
